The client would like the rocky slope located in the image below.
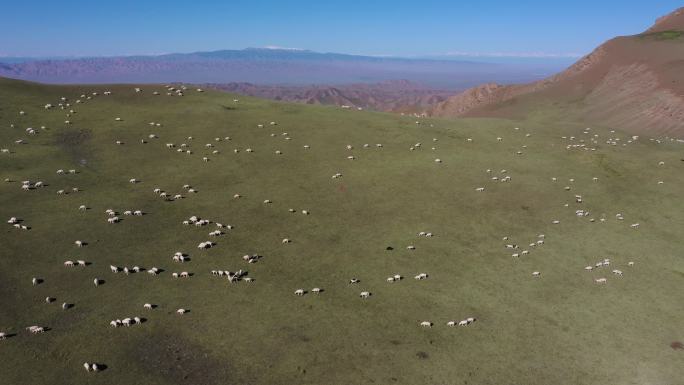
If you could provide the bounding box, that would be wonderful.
[207,80,456,113]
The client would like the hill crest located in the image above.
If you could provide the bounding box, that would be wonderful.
[429,8,684,135]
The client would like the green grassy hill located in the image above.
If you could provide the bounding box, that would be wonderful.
[1,76,683,385]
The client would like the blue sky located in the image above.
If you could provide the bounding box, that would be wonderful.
[0,1,680,58]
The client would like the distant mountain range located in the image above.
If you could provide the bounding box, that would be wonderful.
[0,48,565,89]
[429,8,684,135]
[206,80,455,113]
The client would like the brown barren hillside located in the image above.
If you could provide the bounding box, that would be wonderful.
[430,8,684,136]
[207,80,456,113]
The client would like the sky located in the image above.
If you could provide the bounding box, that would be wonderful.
[0,1,681,58]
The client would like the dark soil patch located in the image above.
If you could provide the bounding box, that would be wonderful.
[54,128,93,164]
[129,332,245,385]
[55,128,92,147]
[671,341,683,350]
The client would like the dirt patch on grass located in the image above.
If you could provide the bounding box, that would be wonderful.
[54,128,93,164]
[55,128,91,146]
[129,332,247,385]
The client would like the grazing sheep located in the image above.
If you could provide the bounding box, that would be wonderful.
[420,321,432,327]
[197,242,213,249]
[93,278,100,287]
[84,362,91,371]
[359,291,371,298]
[26,326,45,334]
[294,289,305,296]
[312,288,322,293]
[176,309,187,315]
[595,278,607,284]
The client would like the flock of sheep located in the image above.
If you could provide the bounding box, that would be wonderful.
[2,83,672,376]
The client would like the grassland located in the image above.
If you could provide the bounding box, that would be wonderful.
[639,30,683,40]
[0,77,683,385]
